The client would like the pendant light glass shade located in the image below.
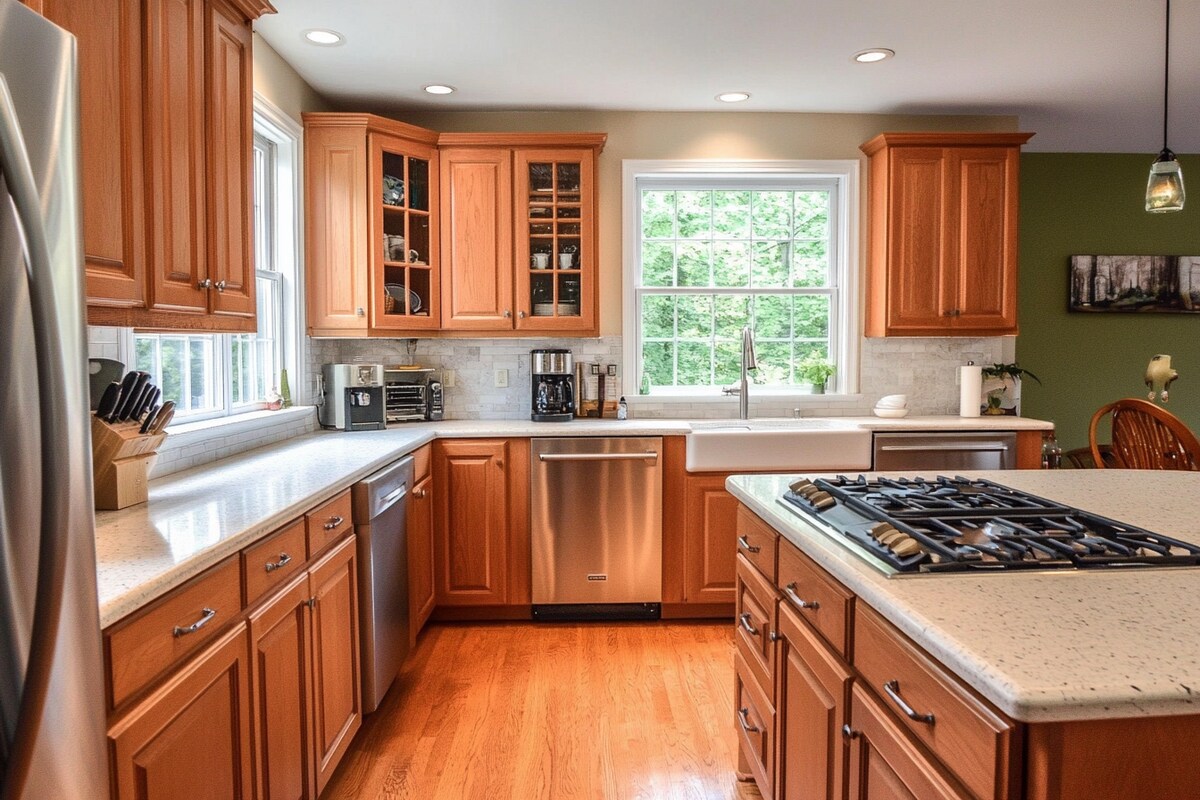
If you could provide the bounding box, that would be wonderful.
[1147,149,1185,212]
[1147,0,1183,212]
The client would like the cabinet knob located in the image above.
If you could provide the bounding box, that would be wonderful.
[518,310,527,319]
[413,487,427,499]
[214,280,227,292]
[197,278,213,290]
[841,724,860,741]
[504,309,512,318]
[356,307,365,317]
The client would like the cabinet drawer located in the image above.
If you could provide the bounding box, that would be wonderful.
[735,506,778,582]
[734,650,775,798]
[854,605,1019,800]
[306,490,353,557]
[735,554,776,694]
[105,556,242,710]
[242,518,307,607]
[777,538,854,659]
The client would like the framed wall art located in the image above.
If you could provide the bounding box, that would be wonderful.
[1070,255,1200,313]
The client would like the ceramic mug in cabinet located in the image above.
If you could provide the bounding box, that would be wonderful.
[532,253,550,269]
[559,253,573,269]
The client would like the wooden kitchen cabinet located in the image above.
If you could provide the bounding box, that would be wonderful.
[36,0,270,331]
[109,624,254,800]
[304,113,441,336]
[861,132,1033,337]
[683,472,741,605]
[408,471,436,645]
[437,136,604,335]
[432,438,530,609]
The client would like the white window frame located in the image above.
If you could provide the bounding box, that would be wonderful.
[621,159,860,404]
[121,94,305,428]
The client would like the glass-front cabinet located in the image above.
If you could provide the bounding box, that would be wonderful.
[514,149,596,332]
[371,134,439,331]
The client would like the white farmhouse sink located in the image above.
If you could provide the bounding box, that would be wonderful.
[685,418,873,472]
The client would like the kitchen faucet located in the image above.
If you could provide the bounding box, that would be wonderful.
[722,325,757,419]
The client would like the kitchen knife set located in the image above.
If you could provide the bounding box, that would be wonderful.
[95,371,175,435]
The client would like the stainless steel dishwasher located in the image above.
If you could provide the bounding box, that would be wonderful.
[351,454,414,713]
[872,431,1018,471]
[531,437,663,620]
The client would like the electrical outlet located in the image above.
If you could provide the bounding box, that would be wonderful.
[607,364,617,377]
[443,370,456,388]
[494,368,508,388]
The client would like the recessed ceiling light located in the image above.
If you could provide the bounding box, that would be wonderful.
[303,29,344,46]
[853,48,895,63]
[423,84,456,96]
[716,92,751,103]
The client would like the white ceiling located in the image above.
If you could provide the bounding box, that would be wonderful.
[256,0,1200,153]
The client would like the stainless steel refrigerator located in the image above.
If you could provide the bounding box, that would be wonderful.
[0,2,109,798]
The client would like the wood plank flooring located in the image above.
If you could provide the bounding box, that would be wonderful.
[323,621,765,800]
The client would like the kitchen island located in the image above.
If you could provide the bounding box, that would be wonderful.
[726,469,1200,799]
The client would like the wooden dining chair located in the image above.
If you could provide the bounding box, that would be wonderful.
[1088,398,1200,470]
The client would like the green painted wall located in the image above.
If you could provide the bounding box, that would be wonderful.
[1017,153,1200,451]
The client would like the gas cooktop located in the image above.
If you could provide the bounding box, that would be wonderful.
[779,475,1200,576]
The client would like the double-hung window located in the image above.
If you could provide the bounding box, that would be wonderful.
[623,161,858,400]
[133,101,301,423]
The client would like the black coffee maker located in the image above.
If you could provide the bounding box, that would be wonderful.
[531,348,575,422]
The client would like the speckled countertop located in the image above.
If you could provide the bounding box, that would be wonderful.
[726,469,1200,723]
[93,414,1050,627]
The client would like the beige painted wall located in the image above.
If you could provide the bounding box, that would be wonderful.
[252,34,332,122]
[379,109,1019,335]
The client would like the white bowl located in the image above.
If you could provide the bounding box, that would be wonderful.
[876,394,908,408]
[873,407,910,418]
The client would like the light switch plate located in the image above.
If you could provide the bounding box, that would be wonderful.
[443,370,456,388]
[494,368,508,388]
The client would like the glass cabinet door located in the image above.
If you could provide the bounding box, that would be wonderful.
[514,149,595,332]
[371,133,439,330]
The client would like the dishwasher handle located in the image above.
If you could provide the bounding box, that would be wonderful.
[876,444,1009,452]
[537,451,660,463]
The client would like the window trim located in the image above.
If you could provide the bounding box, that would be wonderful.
[621,159,860,404]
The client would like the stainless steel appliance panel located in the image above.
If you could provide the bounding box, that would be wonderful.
[872,432,1017,471]
[320,363,385,430]
[0,3,109,796]
[351,455,414,714]
[531,437,663,606]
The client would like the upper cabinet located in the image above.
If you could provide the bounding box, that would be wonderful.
[304,118,605,337]
[860,132,1033,337]
[34,0,273,332]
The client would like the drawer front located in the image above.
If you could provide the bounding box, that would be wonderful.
[242,518,307,607]
[106,556,242,709]
[777,538,854,659]
[854,606,1018,800]
[306,490,353,557]
[735,650,775,798]
[735,505,778,582]
[735,554,777,693]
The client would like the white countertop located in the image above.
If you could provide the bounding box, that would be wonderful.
[92,414,1050,628]
[725,469,1200,723]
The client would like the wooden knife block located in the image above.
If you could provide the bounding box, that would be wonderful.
[91,416,166,510]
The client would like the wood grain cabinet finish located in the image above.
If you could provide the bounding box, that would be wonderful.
[682,472,742,604]
[407,471,436,645]
[861,132,1032,337]
[242,517,306,607]
[108,623,254,800]
[734,553,777,694]
[37,0,269,332]
[734,650,775,798]
[775,600,852,800]
[305,489,353,558]
[777,536,854,659]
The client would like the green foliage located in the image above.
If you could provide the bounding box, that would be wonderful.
[797,353,836,386]
[982,363,1042,385]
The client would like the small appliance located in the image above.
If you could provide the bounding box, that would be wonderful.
[531,349,575,422]
[319,364,386,431]
[384,367,444,422]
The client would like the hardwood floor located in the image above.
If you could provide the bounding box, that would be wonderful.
[323,621,765,800]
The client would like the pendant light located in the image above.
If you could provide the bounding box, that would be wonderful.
[1146,0,1185,212]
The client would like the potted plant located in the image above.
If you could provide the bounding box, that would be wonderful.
[981,363,1041,415]
[798,354,836,394]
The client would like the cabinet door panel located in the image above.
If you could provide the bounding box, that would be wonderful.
[109,624,253,800]
[144,0,208,314]
[951,147,1018,331]
[408,473,435,644]
[439,148,514,329]
[886,147,948,331]
[683,474,738,603]
[206,0,255,319]
[433,440,510,605]
[250,574,315,800]
[309,537,361,795]
[40,0,146,308]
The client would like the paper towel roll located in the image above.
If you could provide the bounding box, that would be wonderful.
[959,365,983,417]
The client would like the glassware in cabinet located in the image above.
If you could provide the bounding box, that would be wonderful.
[372,135,439,329]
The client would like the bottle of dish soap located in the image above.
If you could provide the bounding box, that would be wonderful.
[617,395,628,420]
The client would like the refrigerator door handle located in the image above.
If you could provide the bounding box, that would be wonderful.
[0,70,71,800]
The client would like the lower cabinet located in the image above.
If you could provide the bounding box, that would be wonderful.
[408,470,436,644]
[683,472,740,604]
[109,624,254,800]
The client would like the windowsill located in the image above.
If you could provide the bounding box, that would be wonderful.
[162,405,316,448]
[624,392,864,405]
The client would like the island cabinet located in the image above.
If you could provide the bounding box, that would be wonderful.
[304,113,442,336]
[30,0,271,332]
[104,491,361,800]
[432,438,531,615]
[438,135,605,335]
[860,132,1033,337]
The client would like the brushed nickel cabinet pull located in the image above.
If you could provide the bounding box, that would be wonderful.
[841,724,859,740]
[784,582,820,610]
[736,707,759,734]
[172,607,216,637]
[264,553,292,573]
[738,613,759,637]
[323,515,344,531]
[883,680,935,724]
[305,597,317,609]
[737,535,761,554]
[214,280,227,292]
[197,278,213,290]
